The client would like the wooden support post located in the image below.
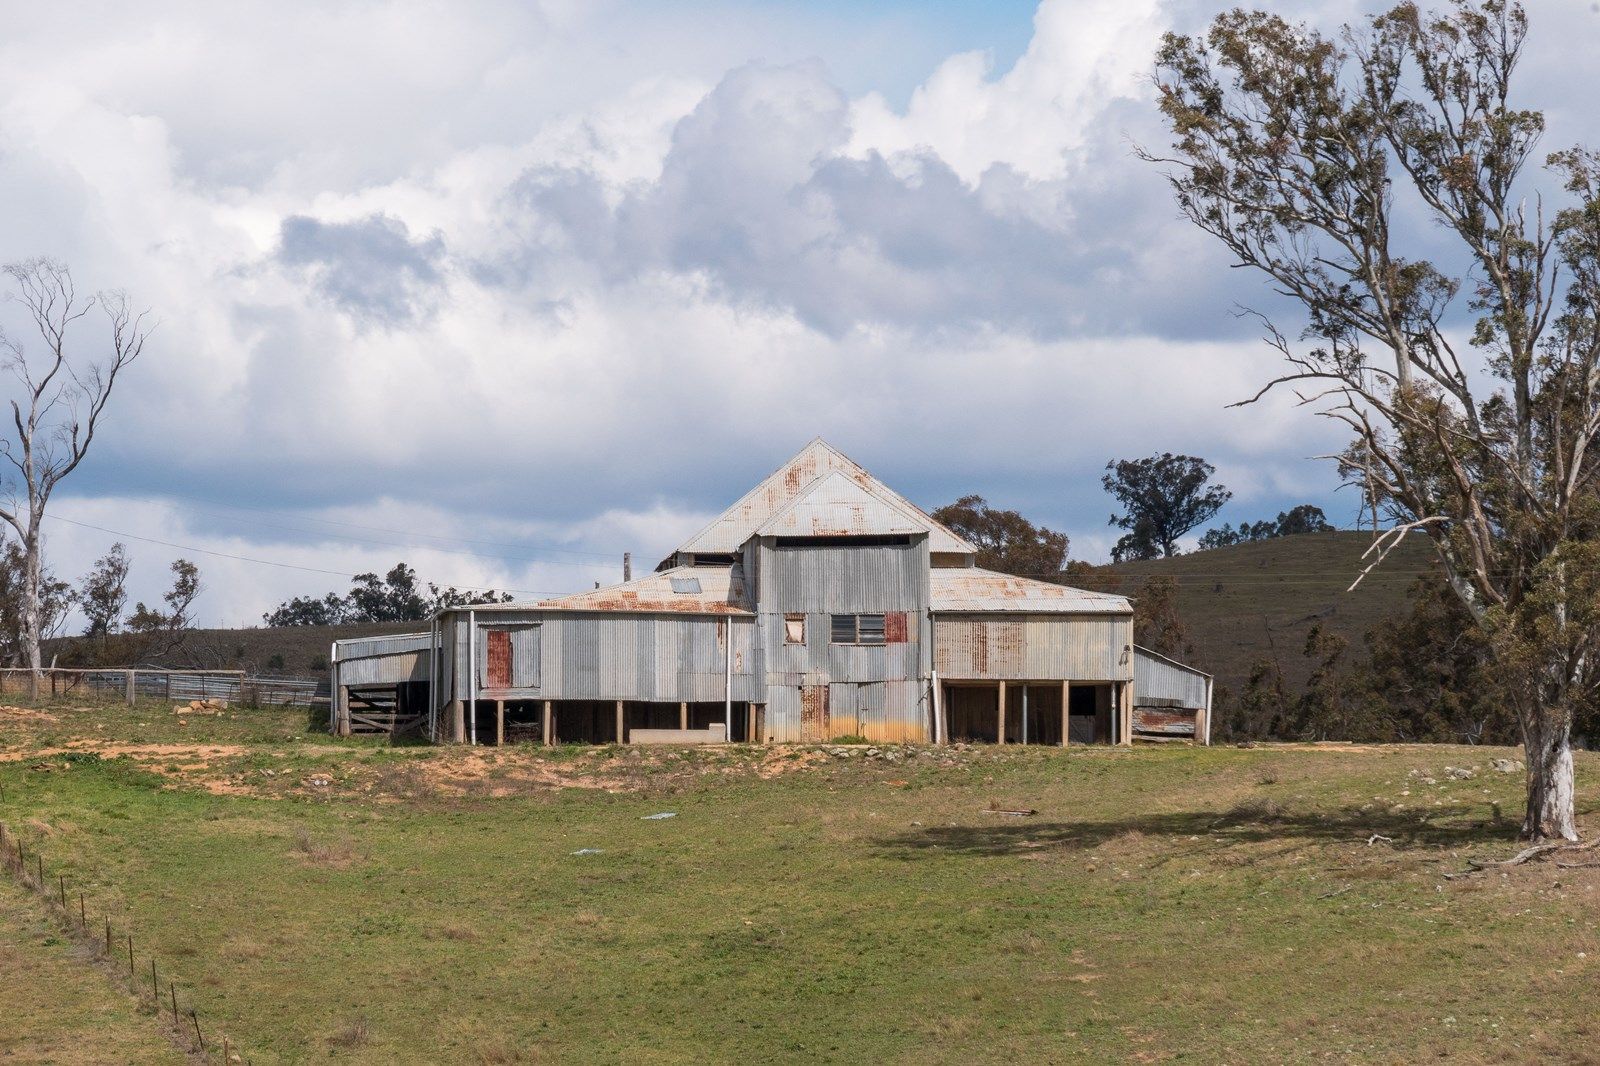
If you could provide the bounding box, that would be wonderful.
[495,700,505,746]
[1122,681,1134,747]
[542,700,553,746]
[125,669,136,707]
[615,700,625,744]
[679,702,689,730]
[1061,680,1070,747]
[448,700,465,744]
[996,680,1007,745]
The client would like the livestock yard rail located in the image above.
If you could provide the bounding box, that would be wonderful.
[0,667,327,708]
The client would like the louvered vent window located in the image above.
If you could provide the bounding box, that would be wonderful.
[830,614,887,645]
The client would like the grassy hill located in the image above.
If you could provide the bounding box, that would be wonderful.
[49,620,425,677]
[1107,531,1438,699]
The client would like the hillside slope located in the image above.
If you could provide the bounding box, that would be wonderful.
[1108,531,1436,699]
[48,620,424,677]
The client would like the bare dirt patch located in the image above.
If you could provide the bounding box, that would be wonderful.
[0,704,57,722]
[0,742,246,763]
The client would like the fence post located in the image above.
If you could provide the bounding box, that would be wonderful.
[126,669,137,707]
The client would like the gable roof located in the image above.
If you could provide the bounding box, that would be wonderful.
[929,567,1132,615]
[668,438,975,563]
[754,470,939,539]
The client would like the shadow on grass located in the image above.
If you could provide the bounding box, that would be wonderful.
[875,801,1522,862]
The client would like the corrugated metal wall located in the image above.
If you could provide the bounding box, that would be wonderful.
[932,614,1132,681]
[440,609,757,704]
[335,633,432,686]
[1133,649,1208,708]
[755,536,932,742]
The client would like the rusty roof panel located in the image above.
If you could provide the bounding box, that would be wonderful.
[670,438,975,561]
[536,565,753,615]
[929,568,1132,615]
[755,470,940,538]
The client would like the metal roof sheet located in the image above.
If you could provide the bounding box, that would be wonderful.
[536,565,752,615]
[754,470,938,538]
[928,567,1132,615]
[1133,644,1212,679]
[669,438,976,562]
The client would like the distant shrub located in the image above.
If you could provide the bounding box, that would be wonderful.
[828,734,870,745]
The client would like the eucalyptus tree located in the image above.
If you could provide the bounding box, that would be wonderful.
[1146,1,1600,838]
[0,260,149,695]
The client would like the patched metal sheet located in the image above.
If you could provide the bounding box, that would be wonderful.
[933,614,1132,681]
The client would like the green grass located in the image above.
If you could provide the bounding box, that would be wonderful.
[1109,530,1436,696]
[2,698,1599,1063]
[0,876,183,1064]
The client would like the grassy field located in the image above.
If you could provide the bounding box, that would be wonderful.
[2,697,1599,1064]
[1109,530,1436,697]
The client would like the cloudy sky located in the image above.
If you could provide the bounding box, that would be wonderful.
[0,0,1595,628]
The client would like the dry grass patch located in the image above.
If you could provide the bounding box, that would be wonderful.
[326,1017,371,1050]
[290,827,360,868]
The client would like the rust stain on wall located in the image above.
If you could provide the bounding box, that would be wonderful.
[800,685,829,742]
[485,630,511,688]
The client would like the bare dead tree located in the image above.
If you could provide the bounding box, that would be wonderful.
[0,259,150,696]
[1146,1,1600,839]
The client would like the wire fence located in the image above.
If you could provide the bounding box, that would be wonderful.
[0,798,245,1063]
[0,667,327,709]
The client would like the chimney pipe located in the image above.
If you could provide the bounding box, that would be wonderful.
[623,552,633,582]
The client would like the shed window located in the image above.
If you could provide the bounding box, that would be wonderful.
[830,614,886,645]
[784,614,806,644]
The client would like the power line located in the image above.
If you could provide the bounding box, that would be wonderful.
[44,514,566,598]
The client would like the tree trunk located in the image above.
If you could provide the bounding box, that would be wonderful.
[1523,713,1578,842]
[22,526,42,702]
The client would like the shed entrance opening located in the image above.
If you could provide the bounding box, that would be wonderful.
[1069,684,1110,744]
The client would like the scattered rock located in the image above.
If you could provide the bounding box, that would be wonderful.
[1491,758,1523,774]
[173,698,227,716]
[1445,766,1476,780]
